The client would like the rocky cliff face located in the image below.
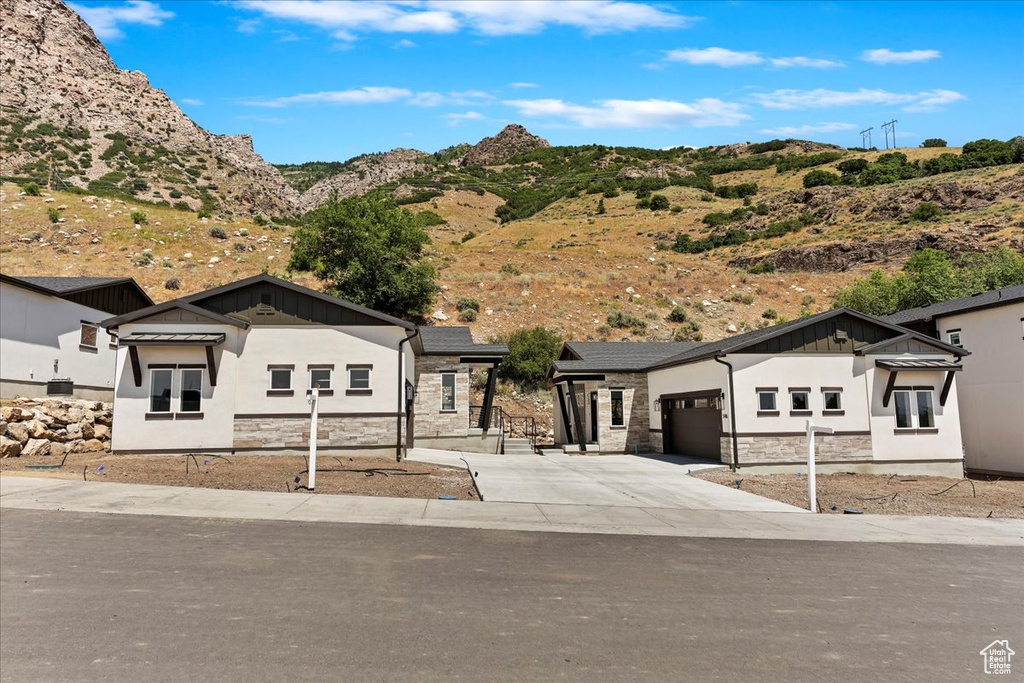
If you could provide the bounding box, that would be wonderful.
[0,0,299,217]
[460,124,550,167]
[297,149,431,212]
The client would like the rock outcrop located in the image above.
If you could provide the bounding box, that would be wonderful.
[297,149,431,211]
[0,397,112,457]
[460,124,550,167]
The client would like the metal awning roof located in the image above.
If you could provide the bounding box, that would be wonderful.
[875,359,962,371]
[120,332,226,346]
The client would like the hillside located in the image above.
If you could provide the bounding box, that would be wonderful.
[0,0,299,218]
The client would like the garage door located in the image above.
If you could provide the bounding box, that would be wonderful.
[662,392,722,460]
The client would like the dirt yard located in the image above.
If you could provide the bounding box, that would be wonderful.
[692,470,1024,518]
[1,452,478,500]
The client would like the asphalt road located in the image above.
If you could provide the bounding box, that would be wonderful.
[1,509,1021,682]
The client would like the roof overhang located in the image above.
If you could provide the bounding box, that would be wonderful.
[875,359,962,371]
[550,373,606,384]
[120,332,227,346]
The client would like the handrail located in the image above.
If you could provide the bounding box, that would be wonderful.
[469,405,538,443]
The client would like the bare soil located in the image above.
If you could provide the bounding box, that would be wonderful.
[1,452,478,500]
[692,470,1024,518]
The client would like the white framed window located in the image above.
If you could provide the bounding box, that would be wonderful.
[179,369,203,413]
[440,372,456,412]
[757,389,777,413]
[309,367,332,391]
[150,369,172,413]
[789,389,810,412]
[610,389,625,427]
[946,330,962,348]
[822,389,843,412]
[269,367,292,391]
[80,323,98,349]
[893,389,936,430]
[348,366,371,391]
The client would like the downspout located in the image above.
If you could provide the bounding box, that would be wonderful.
[396,328,420,462]
[714,356,739,472]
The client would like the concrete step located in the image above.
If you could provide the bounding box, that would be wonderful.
[503,438,536,455]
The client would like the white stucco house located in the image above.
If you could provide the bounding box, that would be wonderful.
[550,308,969,476]
[0,274,153,400]
[886,284,1024,476]
[100,275,507,457]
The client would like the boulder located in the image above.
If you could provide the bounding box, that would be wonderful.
[95,412,113,426]
[21,438,50,457]
[50,442,66,458]
[0,420,6,436]
[0,436,22,458]
[30,409,53,425]
[93,424,111,441]
[81,439,105,452]
[80,422,95,440]
[25,420,53,439]
[6,422,29,444]
[65,439,85,453]
[0,406,24,422]
[65,422,83,439]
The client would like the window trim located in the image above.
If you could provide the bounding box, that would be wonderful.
[893,386,937,432]
[789,388,811,415]
[347,364,373,395]
[308,365,333,394]
[946,329,962,348]
[268,365,293,395]
[149,368,173,414]
[610,388,625,428]
[440,371,457,413]
[178,368,203,414]
[756,388,778,416]
[79,322,99,351]
[822,388,844,414]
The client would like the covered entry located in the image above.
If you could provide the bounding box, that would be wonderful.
[661,390,722,460]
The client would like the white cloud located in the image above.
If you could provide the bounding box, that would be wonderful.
[758,122,858,136]
[663,47,763,67]
[769,56,843,69]
[502,97,748,128]
[236,1,692,41]
[180,98,204,106]
[408,91,447,107]
[444,111,486,126]
[236,18,261,34]
[751,88,965,112]
[509,82,540,89]
[242,86,413,108]
[861,48,941,65]
[392,39,418,49]
[68,0,173,40]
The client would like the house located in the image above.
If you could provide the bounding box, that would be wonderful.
[550,308,968,476]
[99,274,507,457]
[0,274,153,400]
[885,284,1024,476]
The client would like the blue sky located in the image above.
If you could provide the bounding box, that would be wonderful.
[70,0,1024,164]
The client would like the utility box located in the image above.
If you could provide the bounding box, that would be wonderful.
[46,379,73,396]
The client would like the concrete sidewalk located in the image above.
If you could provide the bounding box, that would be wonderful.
[2,475,1022,546]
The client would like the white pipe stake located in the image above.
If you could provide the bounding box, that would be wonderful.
[806,419,816,512]
[308,386,319,491]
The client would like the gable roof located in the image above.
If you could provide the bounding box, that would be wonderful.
[646,307,965,371]
[553,341,702,374]
[1,274,153,314]
[884,284,1024,326]
[100,275,416,330]
[416,326,508,356]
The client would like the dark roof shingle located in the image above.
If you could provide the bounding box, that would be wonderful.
[417,327,508,356]
[553,341,702,373]
[883,284,1024,326]
[4,275,135,294]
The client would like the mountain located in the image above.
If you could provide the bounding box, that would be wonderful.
[460,124,551,167]
[0,0,299,218]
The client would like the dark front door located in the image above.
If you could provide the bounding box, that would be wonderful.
[662,392,722,460]
[589,392,598,443]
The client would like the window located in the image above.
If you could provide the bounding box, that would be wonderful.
[757,390,777,412]
[179,369,203,413]
[348,366,371,390]
[610,389,625,427]
[440,372,456,412]
[790,390,810,412]
[823,390,843,412]
[916,390,935,429]
[893,391,913,429]
[80,323,98,349]
[893,389,936,430]
[309,367,332,390]
[946,330,962,347]
[150,369,172,413]
[269,368,292,391]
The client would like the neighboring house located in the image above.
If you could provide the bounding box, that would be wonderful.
[100,275,506,456]
[885,284,1024,476]
[0,274,153,400]
[550,309,968,476]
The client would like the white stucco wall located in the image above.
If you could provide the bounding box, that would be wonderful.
[647,358,729,433]
[936,302,1024,474]
[0,281,120,396]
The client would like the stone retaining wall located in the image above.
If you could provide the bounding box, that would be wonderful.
[1,398,111,458]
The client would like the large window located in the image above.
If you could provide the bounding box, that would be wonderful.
[179,369,203,413]
[610,389,625,427]
[894,389,936,430]
[150,369,172,413]
[440,372,456,412]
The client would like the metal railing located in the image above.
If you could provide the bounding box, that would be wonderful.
[469,405,538,443]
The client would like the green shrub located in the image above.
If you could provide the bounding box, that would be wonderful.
[46,207,60,223]
[748,262,776,275]
[801,294,816,307]
[666,306,688,323]
[775,151,844,173]
[456,297,480,312]
[762,308,778,320]
[21,182,41,196]
[497,327,563,388]
[909,202,943,222]
[648,194,670,211]
[596,198,606,215]
[252,214,268,226]
[197,210,211,219]
[606,310,647,334]
[634,187,651,199]
[415,210,447,227]
[457,308,477,322]
[836,158,868,176]
[728,292,754,305]
[499,263,521,276]
[460,231,476,243]
[209,226,228,239]
[602,187,620,199]
[803,170,840,188]
[921,138,948,148]
[673,320,703,341]
[635,198,651,209]
[714,182,758,199]
[130,210,147,225]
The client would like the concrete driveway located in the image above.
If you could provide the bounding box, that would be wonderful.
[407,449,803,512]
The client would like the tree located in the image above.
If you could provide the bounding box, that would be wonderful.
[921,138,947,148]
[648,194,670,211]
[288,194,438,319]
[498,327,563,388]
[836,158,868,176]
[596,198,606,215]
[802,170,839,188]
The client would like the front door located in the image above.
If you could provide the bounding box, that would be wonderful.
[589,392,598,443]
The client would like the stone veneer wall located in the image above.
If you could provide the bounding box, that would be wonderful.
[734,433,873,465]
[234,415,396,450]
[596,372,651,453]
[649,430,663,454]
[413,356,470,439]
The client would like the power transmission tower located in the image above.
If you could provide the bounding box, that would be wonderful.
[881,119,898,149]
[860,127,873,148]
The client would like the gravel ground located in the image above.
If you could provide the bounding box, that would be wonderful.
[0,452,478,500]
[692,469,1024,518]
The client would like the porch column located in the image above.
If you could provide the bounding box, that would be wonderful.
[566,380,587,453]
[479,363,498,429]
[556,384,573,444]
